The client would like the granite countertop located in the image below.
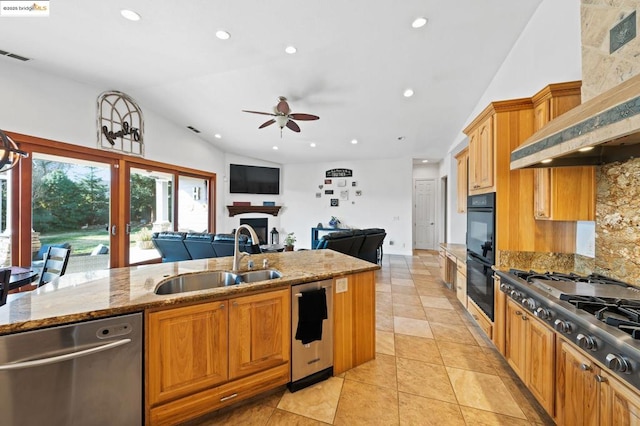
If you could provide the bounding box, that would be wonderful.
[440,243,467,261]
[0,249,379,335]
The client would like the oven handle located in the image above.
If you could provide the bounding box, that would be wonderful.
[467,251,492,267]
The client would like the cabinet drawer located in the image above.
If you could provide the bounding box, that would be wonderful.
[467,298,493,339]
[456,260,466,275]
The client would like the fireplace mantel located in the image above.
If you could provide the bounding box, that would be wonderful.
[226,205,282,217]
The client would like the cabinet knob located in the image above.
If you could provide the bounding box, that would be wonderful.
[595,375,608,383]
[220,303,225,309]
[580,363,592,371]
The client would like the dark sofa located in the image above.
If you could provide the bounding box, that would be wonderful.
[152,231,260,262]
[315,228,386,264]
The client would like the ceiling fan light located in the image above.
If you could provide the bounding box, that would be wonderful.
[275,115,289,128]
[216,30,231,40]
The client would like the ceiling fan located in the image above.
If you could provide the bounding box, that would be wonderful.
[242,96,319,136]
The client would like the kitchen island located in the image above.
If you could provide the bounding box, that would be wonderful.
[0,249,379,425]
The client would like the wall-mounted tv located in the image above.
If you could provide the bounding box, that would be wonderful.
[229,164,280,195]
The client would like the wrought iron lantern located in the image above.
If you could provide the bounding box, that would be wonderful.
[0,129,27,173]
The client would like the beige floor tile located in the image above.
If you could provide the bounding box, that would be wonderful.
[446,367,526,419]
[499,373,554,424]
[394,334,443,365]
[277,377,343,424]
[459,406,532,426]
[413,277,444,287]
[396,357,457,403]
[430,321,476,344]
[266,409,329,425]
[436,341,497,374]
[393,303,427,320]
[398,392,465,426]
[334,380,399,425]
[467,325,494,347]
[377,300,394,315]
[423,307,465,325]
[394,316,433,338]
[189,398,276,425]
[415,286,452,297]
[391,277,415,286]
[391,284,418,295]
[344,353,397,389]
[377,292,393,305]
[376,329,396,355]
[376,311,394,332]
[481,347,514,376]
[392,293,423,306]
[376,282,392,293]
[420,295,455,310]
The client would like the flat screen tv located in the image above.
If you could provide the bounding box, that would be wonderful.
[229,164,280,195]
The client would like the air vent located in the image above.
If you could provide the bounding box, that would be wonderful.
[187,126,201,134]
[0,49,31,62]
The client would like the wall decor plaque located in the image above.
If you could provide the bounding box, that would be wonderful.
[326,168,353,178]
[97,91,144,156]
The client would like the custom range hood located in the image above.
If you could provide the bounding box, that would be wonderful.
[511,73,640,169]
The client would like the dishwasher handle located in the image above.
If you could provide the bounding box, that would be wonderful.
[0,338,132,371]
[295,285,331,298]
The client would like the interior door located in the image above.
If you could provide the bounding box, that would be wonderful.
[414,179,436,249]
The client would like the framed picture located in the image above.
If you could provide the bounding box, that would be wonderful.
[324,179,332,185]
[355,190,362,196]
[315,192,321,198]
[340,190,349,200]
[337,179,347,187]
[351,181,357,187]
[324,189,334,195]
[330,198,339,207]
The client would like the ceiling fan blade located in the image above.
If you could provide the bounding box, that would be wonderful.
[276,100,290,115]
[289,113,319,121]
[259,119,276,129]
[286,120,301,132]
[242,110,275,116]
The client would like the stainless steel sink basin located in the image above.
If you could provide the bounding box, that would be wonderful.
[154,271,239,295]
[154,269,283,295]
[237,269,282,283]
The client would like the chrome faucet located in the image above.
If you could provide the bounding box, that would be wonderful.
[232,224,260,272]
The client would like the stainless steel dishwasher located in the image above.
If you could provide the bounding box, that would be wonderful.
[290,279,333,392]
[0,312,142,426]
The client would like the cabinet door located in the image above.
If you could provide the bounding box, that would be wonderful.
[148,301,228,406]
[228,288,290,379]
[476,116,494,191]
[493,276,506,355]
[505,299,527,380]
[600,371,640,426]
[455,148,469,213]
[534,168,552,219]
[455,261,466,308]
[556,340,599,426]
[525,315,555,414]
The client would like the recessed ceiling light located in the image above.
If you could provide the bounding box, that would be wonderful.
[272,146,279,150]
[541,158,552,164]
[351,139,358,145]
[403,89,414,98]
[578,146,594,152]
[412,17,428,28]
[310,142,316,148]
[214,133,222,139]
[120,9,141,21]
[397,136,406,141]
[285,45,297,54]
[422,159,429,163]
[216,30,231,40]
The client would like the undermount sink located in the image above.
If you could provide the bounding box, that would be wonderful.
[154,269,283,295]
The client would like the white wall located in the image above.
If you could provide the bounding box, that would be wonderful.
[282,158,413,255]
[440,0,582,245]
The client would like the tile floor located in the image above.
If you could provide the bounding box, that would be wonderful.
[185,250,554,425]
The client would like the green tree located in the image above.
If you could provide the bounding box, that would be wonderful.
[130,173,155,223]
[33,170,84,231]
[78,166,109,225]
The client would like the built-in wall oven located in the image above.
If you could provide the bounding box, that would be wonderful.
[466,193,496,321]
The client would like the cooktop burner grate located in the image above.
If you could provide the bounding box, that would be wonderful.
[509,269,632,287]
[560,293,640,339]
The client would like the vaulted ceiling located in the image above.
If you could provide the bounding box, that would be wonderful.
[0,0,542,164]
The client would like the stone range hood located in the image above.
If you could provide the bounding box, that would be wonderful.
[511,73,640,169]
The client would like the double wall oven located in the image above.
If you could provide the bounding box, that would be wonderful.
[466,193,496,321]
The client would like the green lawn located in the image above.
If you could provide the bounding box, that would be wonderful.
[39,225,149,255]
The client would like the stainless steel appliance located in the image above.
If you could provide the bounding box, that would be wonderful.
[467,193,496,320]
[290,280,333,392]
[0,312,142,426]
[497,269,640,390]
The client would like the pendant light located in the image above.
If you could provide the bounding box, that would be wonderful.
[0,130,28,172]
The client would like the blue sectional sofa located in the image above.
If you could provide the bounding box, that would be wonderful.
[152,232,260,262]
[315,228,386,264]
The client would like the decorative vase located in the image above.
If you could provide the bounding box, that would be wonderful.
[329,218,339,228]
[285,245,294,251]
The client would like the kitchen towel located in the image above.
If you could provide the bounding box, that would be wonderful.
[295,288,328,344]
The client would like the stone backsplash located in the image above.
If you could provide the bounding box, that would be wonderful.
[497,250,577,273]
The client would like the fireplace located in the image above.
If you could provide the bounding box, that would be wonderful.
[240,218,268,245]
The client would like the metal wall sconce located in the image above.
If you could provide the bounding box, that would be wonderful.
[0,129,28,173]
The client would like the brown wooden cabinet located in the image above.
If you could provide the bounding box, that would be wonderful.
[228,289,290,379]
[454,147,469,212]
[603,370,640,425]
[467,115,494,195]
[455,259,467,308]
[147,301,229,406]
[333,271,375,375]
[505,299,555,414]
[146,288,291,425]
[531,82,595,221]
[492,275,506,355]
